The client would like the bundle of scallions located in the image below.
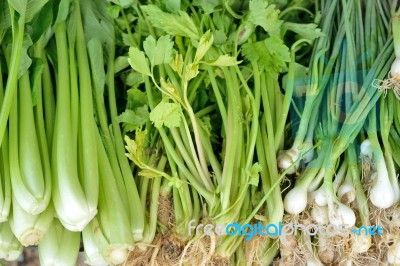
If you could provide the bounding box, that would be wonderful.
[0,0,400,265]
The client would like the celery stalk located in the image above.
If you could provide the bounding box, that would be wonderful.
[53,21,97,231]
[38,219,81,266]
[0,221,23,261]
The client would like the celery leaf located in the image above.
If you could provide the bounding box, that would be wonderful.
[203,54,241,66]
[128,47,151,76]
[143,35,174,68]
[141,5,199,39]
[127,88,147,109]
[284,22,324,41]
[242,36,290,73]
[116,106,149,132]
[248,0,282,37]
[193,0,220,14]
[149,101,181,128]
[247,163,262,186]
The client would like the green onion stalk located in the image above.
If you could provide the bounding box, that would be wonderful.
[283,0,392,217]
[374,5,400,98]
[277,0,339,174]
[348,144,372,255]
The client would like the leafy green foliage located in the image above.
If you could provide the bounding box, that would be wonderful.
[149,101,182,128]
[193,0,220,14]
[246,162,262,186]
[247,0,282,37]
[202,54,241,66]
[29,58,44,107]
[80,0,114,51]
[28,1,53,44]
[141,5,199,39]
[242,36,290,73]
[87,38,106,97]
[18,33,33,78]
[128,47,151,76]
[143,35,174,68]
[9,0,49,22]
[284,22,324,41]
[126,88,147,109]
[116,106,149,132]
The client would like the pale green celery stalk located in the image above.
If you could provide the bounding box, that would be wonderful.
[144,74,206,232]
[217,62,262,219]
[259,240,280,266]
[33,40,53,216]
[17,72,46,207]
[0,5,25,148]
[175,118,220,186]
[177,120,193,151]
[170,127,204,182]
[106,43,144,241]
[38,219,81,266]
[53,21,96,231]
[205,65,227,129]
[214,62,262,225]
[190,184,201,224]
[157,65,212,192]
[255,125,279,264]
[260,71,283,224]
[220,67,242,214]
[74,0,99,221]
[82,223,108,266]
[256,123,271,211]
[187,71,207,105]
[0,221,23,261]
[89,130,133,265]
[347,144,370,227]
[41,55,55,150]
[173,168,197,240]
[90,40,131,231]
[198,126,222,184]
[9,42,55,247]
[0,61,11,221]
[144,76,214,204]
[67,27,79,158]
[179,108,214,191]
[9,198,54,246]
[139,156,167,249]
[7,72,46,215]
[236,243,246,266]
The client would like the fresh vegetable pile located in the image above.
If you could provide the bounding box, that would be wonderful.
[0,0,399,265]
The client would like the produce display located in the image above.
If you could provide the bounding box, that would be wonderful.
[0,0,399,265]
